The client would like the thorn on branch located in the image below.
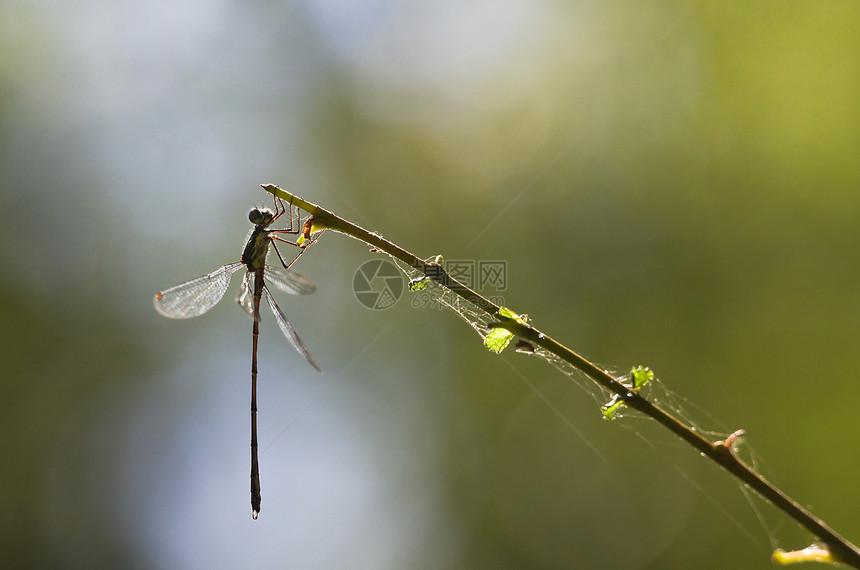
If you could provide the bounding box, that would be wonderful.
[714,429,746,458]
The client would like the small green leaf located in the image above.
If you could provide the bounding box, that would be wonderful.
[498,306,517,319]
[484,327,514,354]
[296,219,327,246]
[630,366,654,391]
[497,306,528,325]
[483,307,527,354]
[408,276,429,291]
[602,395,625,420]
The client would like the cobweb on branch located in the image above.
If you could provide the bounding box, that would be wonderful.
[384,253,788,553]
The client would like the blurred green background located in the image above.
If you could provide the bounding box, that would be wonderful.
[1,0,859,568]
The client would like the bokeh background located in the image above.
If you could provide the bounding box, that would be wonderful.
[1,1,859,568]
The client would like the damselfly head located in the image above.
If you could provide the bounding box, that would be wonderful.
[248,208,274,225]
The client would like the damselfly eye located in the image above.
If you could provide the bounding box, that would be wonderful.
[250,208,275,225]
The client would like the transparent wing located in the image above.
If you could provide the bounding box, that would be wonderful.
[265,264,316,295]
[264,285,321,372]
[154,262,243,319]
[237,271,257,320]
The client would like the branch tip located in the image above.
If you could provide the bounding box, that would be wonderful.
[773,545,836,565]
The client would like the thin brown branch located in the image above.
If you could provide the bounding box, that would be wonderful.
[263,184,860,568]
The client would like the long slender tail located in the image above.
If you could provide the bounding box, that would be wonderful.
[250,271,263,519]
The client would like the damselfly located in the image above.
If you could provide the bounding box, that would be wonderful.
[154,196,321,519]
